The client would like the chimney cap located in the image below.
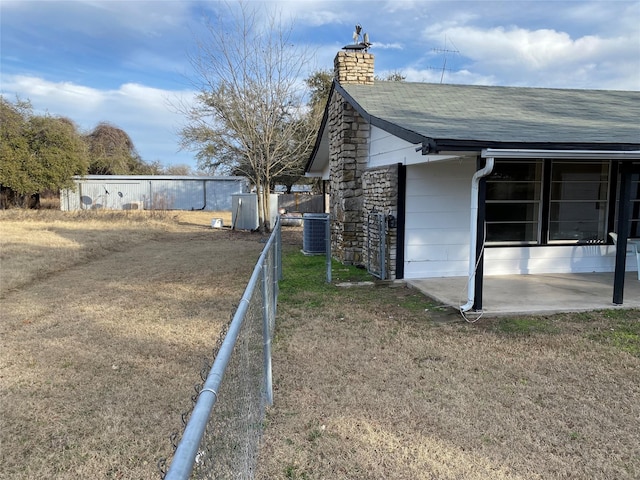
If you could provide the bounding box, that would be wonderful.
[342,43,370,52]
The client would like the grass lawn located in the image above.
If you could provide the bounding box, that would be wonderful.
[1,209,638,479]
[256,249,640,479]
[0,209,262,479]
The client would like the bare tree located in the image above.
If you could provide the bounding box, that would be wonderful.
[179,2,318,230]
[164,164,193,176]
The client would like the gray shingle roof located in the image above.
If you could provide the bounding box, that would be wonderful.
[339,82,640,148]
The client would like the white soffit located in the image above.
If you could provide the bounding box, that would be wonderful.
[405,151,463,165]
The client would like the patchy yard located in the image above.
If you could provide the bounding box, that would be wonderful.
[0,210,262,479]
[1,210,638,479]
[256,251,640,480]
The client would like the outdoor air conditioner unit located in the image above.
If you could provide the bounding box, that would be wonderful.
[303,213,329,254]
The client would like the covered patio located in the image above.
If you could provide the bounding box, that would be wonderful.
[409,272,640,317]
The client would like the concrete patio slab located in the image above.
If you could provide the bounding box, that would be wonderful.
[408,272,640,317]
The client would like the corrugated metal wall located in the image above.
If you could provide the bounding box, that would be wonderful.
[61,176,249,211]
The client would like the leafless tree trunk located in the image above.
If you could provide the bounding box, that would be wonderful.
[179,1,319,230]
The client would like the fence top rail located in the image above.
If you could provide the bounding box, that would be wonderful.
[165,216,281,480]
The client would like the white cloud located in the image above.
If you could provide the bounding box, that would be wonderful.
[397,66,496,86]
[372,42,403,50]
[416,23,640,90]
[273,0,351,26]
[448,26,598,69]
[1,75,198,166]
[3,75,105,112]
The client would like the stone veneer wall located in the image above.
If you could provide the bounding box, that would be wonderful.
[334,51,374,85]
[328,90,369,265]
[362,165,399,280]
[328,50,375,266]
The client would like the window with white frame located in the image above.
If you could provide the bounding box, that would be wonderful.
[632,173,640,238]
[614,171,640,239]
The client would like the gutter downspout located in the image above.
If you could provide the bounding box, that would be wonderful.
[196,180,207,210]
[460,157,495,313]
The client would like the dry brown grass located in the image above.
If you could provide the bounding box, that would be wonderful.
[0,209,232,295]
[2,211,639,479]
[256,250,640,480]
[0,209,259,479]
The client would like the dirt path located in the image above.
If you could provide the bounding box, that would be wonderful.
[0,226,264,479]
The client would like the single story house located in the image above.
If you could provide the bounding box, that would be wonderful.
[306,50,640,310]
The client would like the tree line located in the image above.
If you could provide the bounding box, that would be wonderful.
[1,3,402,218]
[0,2,332,213]
[178,3,403,230]
[0,96,178,208]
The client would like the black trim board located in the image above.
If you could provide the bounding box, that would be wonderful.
[396,163,406,279]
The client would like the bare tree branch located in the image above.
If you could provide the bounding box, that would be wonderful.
[178,1,319,229]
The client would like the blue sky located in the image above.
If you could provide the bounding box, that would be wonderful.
[1,0,639,171]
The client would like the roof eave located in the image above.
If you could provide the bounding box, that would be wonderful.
[311,82,640,170]
[304,81,336,175]
[435,139,640,153]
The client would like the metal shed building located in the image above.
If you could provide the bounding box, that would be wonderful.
[60,175,249,211]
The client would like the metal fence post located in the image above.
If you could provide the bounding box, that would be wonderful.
[274,217,281,309]
[262,256,274,406]
[272,245,279,322]
[276,219,282,280]
[325,215,331,283]
[380,214,387,281]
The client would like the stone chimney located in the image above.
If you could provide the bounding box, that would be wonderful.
[334,50,374,85]
[327,49,374,267]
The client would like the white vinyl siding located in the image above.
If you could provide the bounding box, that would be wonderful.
[402,159,637,278]
[403,161,475,278]
[484,245,619,274]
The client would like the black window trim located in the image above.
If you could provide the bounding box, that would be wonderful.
[486,158,616,247]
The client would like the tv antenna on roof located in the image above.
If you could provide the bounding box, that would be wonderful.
[430,35,460,83]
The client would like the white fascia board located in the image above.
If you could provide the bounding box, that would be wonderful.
[306,127,330,176]
[482,149,640,160]
[305,171,330,180]
[305,159,330,180]
[405,153,465,165]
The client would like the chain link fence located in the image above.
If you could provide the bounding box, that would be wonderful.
[160,218,282,479]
